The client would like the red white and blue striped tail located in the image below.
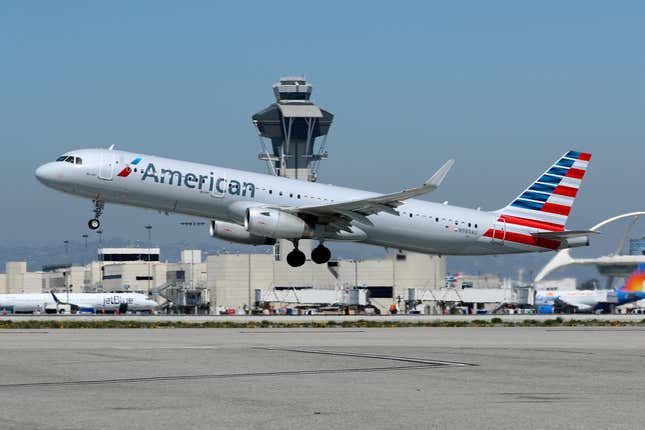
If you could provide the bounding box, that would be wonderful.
[498,150,591,233]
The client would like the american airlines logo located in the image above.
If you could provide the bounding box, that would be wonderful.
[140,162,256,197]
[117,157,142,177]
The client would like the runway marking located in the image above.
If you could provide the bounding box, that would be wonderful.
[0,349,472,389]
[0,331,50,334]
[255,347,476,367]
[546,328,645,332]
[239,330,367,334]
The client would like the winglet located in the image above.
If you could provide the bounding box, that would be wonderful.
[425,159,455,188]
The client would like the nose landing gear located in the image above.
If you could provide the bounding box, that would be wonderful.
[311,243,332,264]
[88,200,104,230]
[286,240,307,267]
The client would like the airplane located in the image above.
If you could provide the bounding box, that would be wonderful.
[0,291,158,314]
[535,263,645,313]
[35,148,594,267]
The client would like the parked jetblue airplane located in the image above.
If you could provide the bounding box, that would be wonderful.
[35,148,593,267]
[535,264,645,312]
[0,291,158,314]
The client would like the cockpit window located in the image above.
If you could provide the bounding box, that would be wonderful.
[55,155,82,164]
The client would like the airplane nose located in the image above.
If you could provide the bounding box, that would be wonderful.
[34,163,57,185]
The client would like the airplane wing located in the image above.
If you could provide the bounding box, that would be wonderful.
[286,159,454,229]
[554,297,593,312]
[50,290,80,311]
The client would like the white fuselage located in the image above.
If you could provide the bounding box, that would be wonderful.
[35,149,559,255]
[0,293,158,313]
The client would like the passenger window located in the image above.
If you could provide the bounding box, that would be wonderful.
[279,191,283,196]
[475,224,478,228]
[435,217,439,222]
[269,190,272,194]
[468,223,471,227]
[290,193,293,198]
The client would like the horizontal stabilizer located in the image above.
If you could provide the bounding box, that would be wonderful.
[531,230,597,239]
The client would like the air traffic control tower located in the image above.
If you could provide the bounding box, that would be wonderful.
[252,77,334,182]
[252,77,334,260]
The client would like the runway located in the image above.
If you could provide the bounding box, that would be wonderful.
[0,327,643,429]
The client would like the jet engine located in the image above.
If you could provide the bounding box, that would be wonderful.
[561,236,590,249]
[210,220,276,245]
[245,207,313,239]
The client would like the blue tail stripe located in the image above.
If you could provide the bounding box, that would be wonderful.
[556,158,575,168]
[520,191,550,202]
[530,183,556,193]
[538,174,562,184]
[547,166,569,177]
[566,150,581,159]
[511,199,545,211]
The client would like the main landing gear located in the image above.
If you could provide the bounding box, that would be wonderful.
[286,245,306,267]
[286,241,332,267]
[311,243,332,265]
[88,199,104,230]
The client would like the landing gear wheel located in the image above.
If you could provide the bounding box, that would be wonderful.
[286,249,306,267]
[89,199,104,231]
[311,244,332,264]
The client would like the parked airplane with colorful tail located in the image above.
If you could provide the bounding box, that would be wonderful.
[535,264,645,313]
[0,291,158,314]
[35,148,594,267]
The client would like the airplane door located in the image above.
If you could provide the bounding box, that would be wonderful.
[98,152,116,181]
[210,173,227,198]
[492,220,506,244]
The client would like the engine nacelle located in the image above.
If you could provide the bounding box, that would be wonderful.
[561,236,589,249]
[245,207,313,239]
[210,220,276,245]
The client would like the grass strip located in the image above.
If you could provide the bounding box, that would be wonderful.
[0,318,644,329]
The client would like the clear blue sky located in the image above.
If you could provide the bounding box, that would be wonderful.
[1,1,643,248]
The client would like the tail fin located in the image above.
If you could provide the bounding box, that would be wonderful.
[498,150,591,231]
[617,264,645,293]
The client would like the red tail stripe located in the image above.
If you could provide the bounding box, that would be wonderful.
[541,202,571,216]
[578,153,592,161]
[483,229,561,250]
[553,185,578,198]
[565,168,585,179]
[499,215,564,232]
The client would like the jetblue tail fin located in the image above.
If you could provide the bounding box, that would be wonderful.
[498,150,591,231]
[617,264,645,293]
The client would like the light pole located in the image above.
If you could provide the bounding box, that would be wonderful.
[96,230,103,292]
[63,240,69,255]
[82,234,89,266]
[145,225,152,292]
